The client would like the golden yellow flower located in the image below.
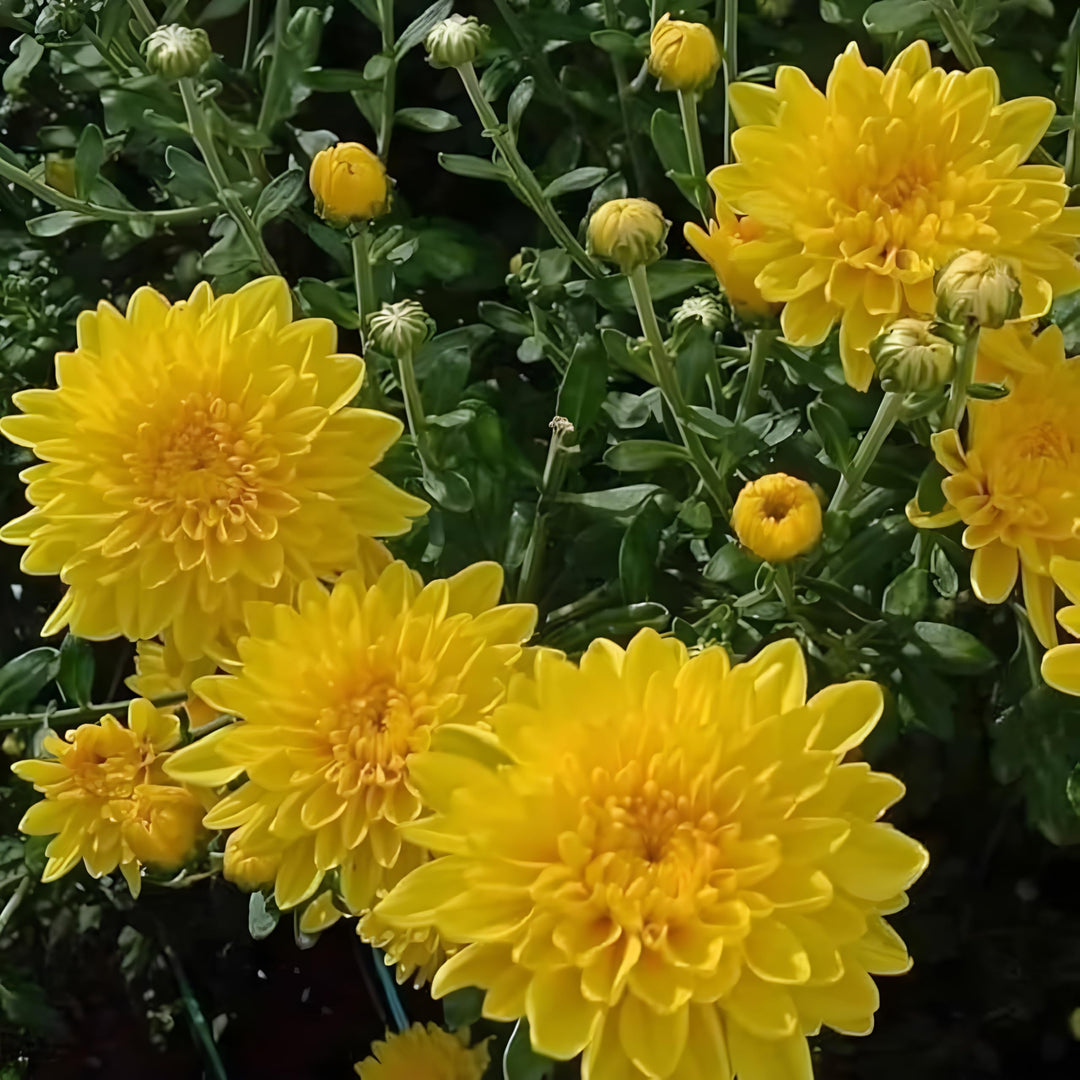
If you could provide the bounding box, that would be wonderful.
[587,198,669,274]
[309,142,390,226]
[732,472,823,563]
[127,639,218,730]
[908,325,1080,646]
[685,198,782,320]
[164,561,537,918]
[0,277,425,661]
[11,700,208,896]
[1040,556,1080,694]
[710,40,1080,390]
[973,321,1044,383]
[354,1023,489,1080]
[648,14,721,93]
[377,631,927,1079]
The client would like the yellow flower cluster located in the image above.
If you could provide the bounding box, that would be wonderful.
[354,1022,489,1080]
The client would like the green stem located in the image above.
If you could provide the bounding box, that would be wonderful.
[677,89,711,223]
[1065,21,1080,188]
[601,0,646,193]
[256,0,290,133]
[376,0,397,160]
[351,226,377,349]
[0,691,187,732]
[372,948,409,1032]
[929,0,982,70]
[125,0,156,34]
[774,563,798,619]
[943,327,980,431]
[396,344,427,448]
[628,266,732,514]
[519,419,575,605]
[456,62,600,278]
[161,935,229,1080]
[0,152,219,225]
[722,0,738,165]
[0,878,31,938]
[735,328,775,422]
[242,0,261,71]
[828,391,904,512]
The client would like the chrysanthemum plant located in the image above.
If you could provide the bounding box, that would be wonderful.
[2,0,1080,1076]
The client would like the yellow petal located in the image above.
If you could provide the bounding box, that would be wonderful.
[725,1024,812,1080]
[525,967,602,1059]
[971,542,1019,604]
[1041,643,1080,696]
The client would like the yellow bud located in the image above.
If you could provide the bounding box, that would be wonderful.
[587,198,669,274]
[44,153,77,198]
[509,252,524,275]
[935,250,1021,329]
[309,142,390,227]
[648,14,722,93]
[870,318,955,393]
[223,834,281,891]
[732,473,823,563]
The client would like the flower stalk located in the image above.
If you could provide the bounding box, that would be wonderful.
[351,225,378,349]
[942,328,980,431]
[736,328,776,422]
[721,0,738,164]
[676,89,712,223]
[375,0,397,160]
[829,390,905,512]
[0,691,188,732]
[519,417,575,605]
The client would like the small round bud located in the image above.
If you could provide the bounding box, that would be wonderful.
[426,14,489,69]
[732,473,823,563]
[309,142,390,227]
[44,153,77,198]
[648,14,722,93]
[587,198,669,274]
[368,300,435,357]
[144,25,212,81]
[755,0,794,20]
[55,0,86,35]
[870,317,956,393]
[509,252,525,276]
[935,250,1022,329]
[671,293,729,336]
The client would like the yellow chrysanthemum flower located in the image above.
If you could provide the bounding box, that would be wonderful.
[0,277,426,661]
[377,630,928,1080]
[11,700,209,896]
[907,324,1080,646]
[648,14,721,93]
[709,40,1080,390]
[732,472,823,563]
[164,561,537,919]
[1041,557,1080,694]
[126,639,218,730]
[354,1022,489,1080]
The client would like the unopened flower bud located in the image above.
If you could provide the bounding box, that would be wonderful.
[368,300,435,357]
[755,0,794,20]
[870,318,955,393]
[144,25,212,81]
[587,198,669,274]
[309,142,390,227]
[935,251,1022,330]
[732,473,822,563]
[648,14,722,93]
[44,154,77,198]
[426,14,489,69]
[671,293,729,336]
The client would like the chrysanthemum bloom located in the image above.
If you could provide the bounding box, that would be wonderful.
[0,277,425,661]
[732,473,823,563]
[709,40,1080,390]
[126,639,218,729]
[11,700,209,896]
[1040,556,1080,694]
[377,631,928,1079]
[354,1022,490,1080]
[648,14,721,93]
[309,142,390,226]
[685,199,783,321]
[164,561,537,919]
[908,324,1080,646]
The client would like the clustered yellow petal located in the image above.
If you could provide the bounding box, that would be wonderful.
[163,561,537,952]
[0,277,426,662]
[907,324,1080,646]
[12,700,209,896]
[1041,557,1080,695]
[733,473,823,563]
[126,639,218,730]
[707,40,1080,390]
[309,142,390,225]
[354,1022,489,1080]
[376,630,928,1080]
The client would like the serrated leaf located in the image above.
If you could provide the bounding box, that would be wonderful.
[254,168,305,228]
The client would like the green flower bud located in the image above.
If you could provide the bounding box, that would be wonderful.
[587,198,669,274]
[425,14,490,69]
[144,25,213,81]
[671,293,729,336]
[935,250,1022,330]
[755,0,795,20]
[368,300,435,358]
[870,318,955,393]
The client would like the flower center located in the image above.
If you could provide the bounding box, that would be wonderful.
[1011,421,1073,465]
[760,493,794,522]
[70,748,149,801]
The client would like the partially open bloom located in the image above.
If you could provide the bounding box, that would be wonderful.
[1041,557,1080,694]
[709,41,1080,390]
[0,277,425,661]
[587,199,669,274]
[309,142,390,225]
[870,318,955,393]
[377,631,927,1079]
[354,1022,489,1080]
[164,562,537,921]
[733,473,823,562]
[648,14,721,93]
[907,325,1080,646]
[685,199,783,321]
[127,639,218,730]
[935,250,1022,329]
[12,701,208,896]
[144,24,212,80]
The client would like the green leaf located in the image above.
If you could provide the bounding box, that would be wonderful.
[545,603,669,651]
[248,892,280,940]
[967,382,1009,401]
[438,153,510,181]
[0,648,61,713]
[557,337,608,436]
[260,6,325,133]
[478,301,531,337]
[915,459,949,516]
[574,261,717,310]
[395,0,454,58]
[58,637,94,709]
[74,124,106,201]
[198,0,250,19]
[862,0,933,33]
[304,68,372,92]
[165,146,218,202]
[443,986,485,1031]
[3,36,44,95]
[913,621,996,673]
[395,107,461,132]
[604,440,691,472]
[620,498,667,602]
[558,485,660,513]
[503,1019,555,1080]
[508,77,535,140]
[590,28,642,58]
[883,567,928,619]
[543,166,608,201]
[254,168,305,229]
[807,399,852,470]
[650,108,690,176]
[25,211,97,237]
[297,278,361,328]
[422,467,474,513]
